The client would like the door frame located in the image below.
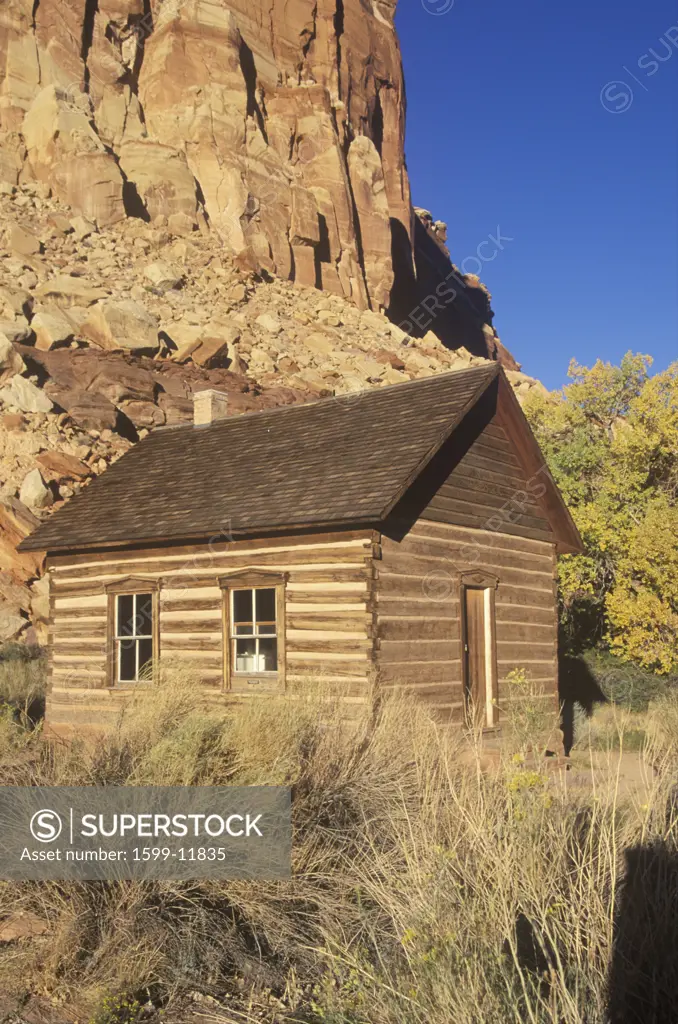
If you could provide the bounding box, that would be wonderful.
[459,570,499,728]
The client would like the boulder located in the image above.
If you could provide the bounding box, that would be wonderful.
[0,321,31,344]
[0,499,43,582]
[0,376,53,414]
[46,388,118,432]
[352,354,388,378]
[1,413,24,430]
[70,216,96,241]
[0,573,32,614]
[0,333,26,384]
[118,140,198,222]
[255,314,283,334]
[144,262,184,293]
[163,321,203,361]
[0,286,33,317]
[47,213,74,235]
[360,309,390,334]
[191,335,232,369]
[87,364,157,405]
[157,395,193,425]
[303,333,334,356]
[164,321,241,369]
[382,367,410,385]
[32,309,74,351]
[167,213,197,237]
[35,276,109,307]
[80,301,160,353]
[117,399,165,429]
[10,222,42,257]
[35,451,91,481]
[373,347,406,371]
[19,468,53,510]
[0,608,25,643]
[317,310,341,327]
[248,346,277,375]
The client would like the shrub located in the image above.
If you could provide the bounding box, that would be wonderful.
[89,992,146,1024]
[1,672,678,1021]
[501,667,559,756]
[0,642,46,725]
[583,649,678,713]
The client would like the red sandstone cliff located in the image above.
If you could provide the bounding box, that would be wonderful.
[0,0,515,364]
[0,0,409,309]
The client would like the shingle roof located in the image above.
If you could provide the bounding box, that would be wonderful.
[20,364,501,552]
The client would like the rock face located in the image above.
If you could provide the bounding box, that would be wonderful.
[0,0,411,312]
[0,0,514,361]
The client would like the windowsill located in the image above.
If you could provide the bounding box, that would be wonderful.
[231,671,279,678]
[230,671,283,693]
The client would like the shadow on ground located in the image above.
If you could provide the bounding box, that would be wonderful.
[559,653,608,755]
[608,838,678,1024]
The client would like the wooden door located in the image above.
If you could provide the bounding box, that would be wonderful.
[463,587,487,725]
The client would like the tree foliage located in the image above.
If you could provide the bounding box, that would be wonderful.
[524,353,678,673]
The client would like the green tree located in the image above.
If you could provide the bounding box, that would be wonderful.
[524,354,678,673]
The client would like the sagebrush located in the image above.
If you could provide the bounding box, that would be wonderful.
[0,670,677,1022]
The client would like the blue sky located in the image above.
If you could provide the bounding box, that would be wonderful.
[395,0,678,389]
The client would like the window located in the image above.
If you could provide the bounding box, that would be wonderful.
[218,570,288,692]
[105,579,160,687]
[230,587,278,673]
[115,592,154,682]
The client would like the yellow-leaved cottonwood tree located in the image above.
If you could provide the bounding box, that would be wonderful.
[524,353,678,673]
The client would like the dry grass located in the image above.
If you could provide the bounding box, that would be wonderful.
[0,668,677,1022]
[0,644,45,712]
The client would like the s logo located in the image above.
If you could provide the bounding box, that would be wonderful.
[30,809,63,843]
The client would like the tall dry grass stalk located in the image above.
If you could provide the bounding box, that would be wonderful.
[0,667,677,1022]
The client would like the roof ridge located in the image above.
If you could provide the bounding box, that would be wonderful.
[157,360,500,437]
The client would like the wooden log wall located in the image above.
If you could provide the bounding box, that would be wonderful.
[375,520,559,721]
[417,418,555,545]
[46,530,377,733]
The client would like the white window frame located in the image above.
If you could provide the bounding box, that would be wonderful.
[229,586,278,675]
[115,592,154,683]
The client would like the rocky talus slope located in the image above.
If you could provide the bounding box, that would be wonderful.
[0,182,546,644]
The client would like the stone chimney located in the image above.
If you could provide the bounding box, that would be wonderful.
[193,389,230,426]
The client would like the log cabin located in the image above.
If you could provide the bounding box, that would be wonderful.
[19,364,583,734]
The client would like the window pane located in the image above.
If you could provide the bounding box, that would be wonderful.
[234,637,257,673]
[258,637,277,672]
[232,590,253,627]
[138,637,153,678]
[136,594,153,637]
[234,624,254,636]
[118,639,136,681]
[117,595,134,637]
[255,588,276,627]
